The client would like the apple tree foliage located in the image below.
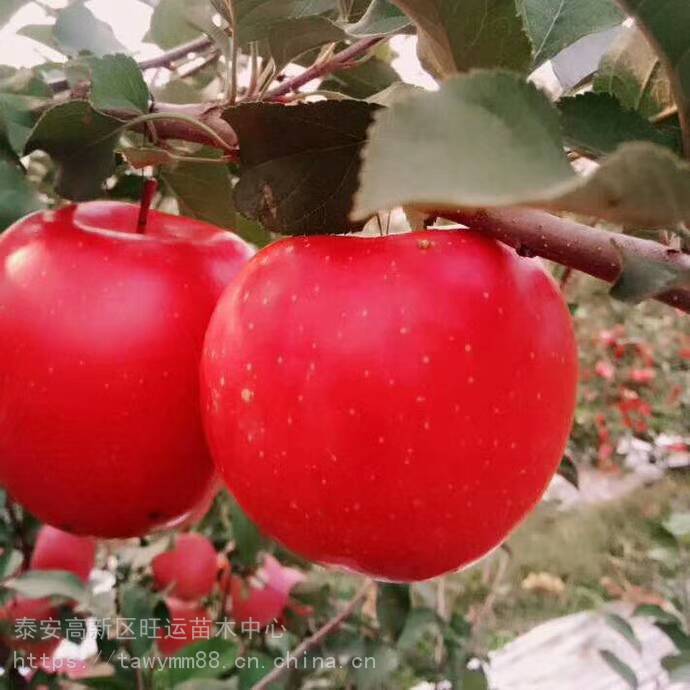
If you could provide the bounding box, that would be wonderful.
[0,0,689,688]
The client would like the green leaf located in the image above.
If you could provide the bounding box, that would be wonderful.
[656,623,690,653]
[594,27,673,119]
[353,71,690,230]
[397,608,440,652]
[5,570,87,603]
[605,613,642,653]
[376,584,411,641]
[228,496,266,567]
[176,681,238,690]
[617,0,690,148]
[90,55,150,115]
[226,100,378,235]
[345,0,411,37]
[390,0,532,78]
[599,650,638,689]
[0,160,43,230]
[634,604,682,625]
[120,584,158,657]
[146,0,216,49]
[352,642,399,689]
[54,3,126,57]
[155,639,238,686]
[559,92,680,157]
[663,512,690,540]
[610,246,690,304]
[557,455,579,488]
[322,56,401,98]
[237,652,281,690]
[461,669,489,690]
[17,24,59,52]
[0,549,22,580]
[236,0,337,43]
[25,101,122,201]
[0,94,44,157]
[518,0,623,67]
[267,16,346,71]
[662,652,690,683]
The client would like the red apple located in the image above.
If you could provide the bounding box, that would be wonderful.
[0,596,61,655]
[152,533,218,601]
[0,202,253,538]
[158,597,213,656]
[201,230,578,581]
[229,554,304,627]
[31,525,96,583]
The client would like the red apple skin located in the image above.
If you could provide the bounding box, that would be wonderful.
[201,231,578,582]
[0,202,253,538]
[152,533,218,601]
[158,598,213,656]
[229,554,304,627]
[0,597,61,655]
[30,525,96,583]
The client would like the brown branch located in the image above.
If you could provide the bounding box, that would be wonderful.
[261,37,385,101]
[445,208,690,314]
[49,36,214,93]
[251,579,374,690]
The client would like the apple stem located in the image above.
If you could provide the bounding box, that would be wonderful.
[137,178,159,233]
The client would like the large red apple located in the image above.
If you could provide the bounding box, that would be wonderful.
[31,525,96,583]
[201,230,578,581]
[152,533,218,601]
[0,202,253,538]
[0,596,61,655]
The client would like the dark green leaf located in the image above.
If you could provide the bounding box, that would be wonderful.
[5,570,87,603]
[90,55,150,115]
[390,0,532,78]
[25,101,122,200]
[376,584,411,641]
[346,0,411,37]
[557,455,579,488]
[600,650,638,689]
[236,0,337,43]
[0,95,44,157]
[594,27,673,119]
[120,584,158,657]
[228,496,266,567]
[461,669,489,690]
[662,652,690,683]
[518,0,623,67]
[155,638,238,686]
[226,100,378,235]
[559,92,680,157]
[268,16,345,71]
[605,613,642,653]
[656,623,690,652]
[322,56,400,98]
[0,548,22,580]
[0,160,43,226]
[610,245,690,304]
[617,0,690,149]
[54,3,126,57]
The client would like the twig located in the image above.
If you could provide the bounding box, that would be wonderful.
[49,36,214,93]
[262,37,385,101]
[445,207,690,314]
[5,498,30,564]
[251,579,374,690]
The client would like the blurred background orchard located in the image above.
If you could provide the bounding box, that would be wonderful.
[0,1,688,689]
